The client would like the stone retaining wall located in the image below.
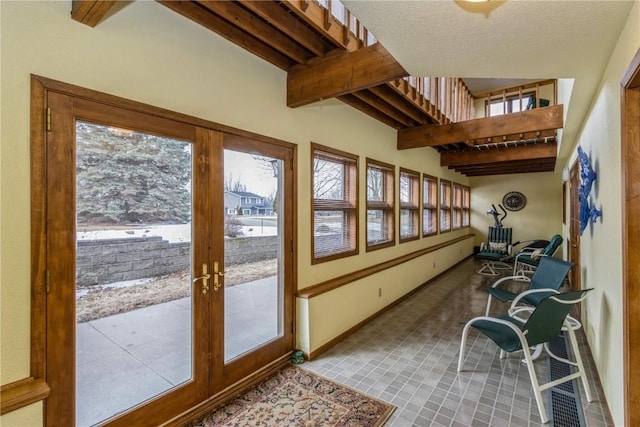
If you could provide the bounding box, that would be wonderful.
[76,235,278,287]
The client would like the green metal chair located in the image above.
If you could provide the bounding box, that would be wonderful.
[458,289,594,424]
[475,227,513,276]
[513,234,564,277]
[485,256,574,316]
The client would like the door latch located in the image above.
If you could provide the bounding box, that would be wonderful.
[213,261,226,292]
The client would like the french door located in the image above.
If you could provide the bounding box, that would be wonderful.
[43,91,294,426]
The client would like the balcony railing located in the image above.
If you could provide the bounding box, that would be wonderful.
[311,0,476,125]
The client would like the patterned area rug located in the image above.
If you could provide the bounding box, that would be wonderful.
[188,365,395,426]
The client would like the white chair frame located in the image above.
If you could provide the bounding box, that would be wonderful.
[458,293,594,424]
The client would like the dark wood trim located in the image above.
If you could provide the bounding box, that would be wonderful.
[287,43,408,108]
[71,0,116,27]
[397,104,563,149]
[310,142,360,265]
[240,1,329,57]
[196,1,313,64]
[30,75,48,384]
[31,75,296,151]
[440,142,557,167]
[622,47,640,427]
[0,378,50,415]
[305,255,474,360]
[13,74,299,419]
[297,234,474,299]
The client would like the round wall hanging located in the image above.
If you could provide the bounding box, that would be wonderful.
[502,191,526,211]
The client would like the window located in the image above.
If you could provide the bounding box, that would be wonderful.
[452,183,463,229]
[440,180,452,233]
[487,92,534,117]
[312,143,359,263]
[399,168,420,242]
[366,159,395,250]
[462,186,471,227]
[423,175,438,236]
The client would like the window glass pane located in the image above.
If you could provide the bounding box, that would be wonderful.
[313,157,344,200]
[367,209,390,244]
[423,176,437,236]
[366,160,393,249]
[440,209,450,231]
[367,168,384,201]
[400,209,418,239]
[312,145,358,261]
[400,174,410,203]
[423,209,436,234]
[313,211,354,257]
[75,122,193,425]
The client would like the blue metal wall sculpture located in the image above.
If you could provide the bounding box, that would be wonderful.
[577,146,602,235]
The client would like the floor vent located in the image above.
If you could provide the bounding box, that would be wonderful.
[548,334,586,427]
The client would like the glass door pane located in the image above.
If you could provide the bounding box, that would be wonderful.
[75,122,194,426]
[222,150,283,362]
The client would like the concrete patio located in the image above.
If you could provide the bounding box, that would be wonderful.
[76,276,279,427]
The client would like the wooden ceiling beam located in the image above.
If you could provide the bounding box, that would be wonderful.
[463,164,556,176]
[287,42,409,107]
[159,1,295,70]
[338,94,405,129]
[397,104,563,149]
[71,0,116,27]
[196,1,313,64]
[440,142,557,167]
[453,157,556,171]
[453,159,556,176]
[350,91,417,128]
[240,1,330,57]
[369,85,432,125]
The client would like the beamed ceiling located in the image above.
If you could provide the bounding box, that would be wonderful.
[70,0,570,176]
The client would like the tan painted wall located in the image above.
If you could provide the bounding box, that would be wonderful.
[0,2,470,424]
[560,3,640,424]
[470,172,563,250]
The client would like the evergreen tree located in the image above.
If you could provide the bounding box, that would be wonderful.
[76,122,192,225]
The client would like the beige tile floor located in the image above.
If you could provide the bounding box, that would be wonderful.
[302,258,613,427]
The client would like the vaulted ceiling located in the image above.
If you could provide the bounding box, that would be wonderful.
[69,0,633,177]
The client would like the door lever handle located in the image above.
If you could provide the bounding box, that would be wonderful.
[193,263,211,294]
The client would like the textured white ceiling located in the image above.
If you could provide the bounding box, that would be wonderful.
[342,0,634,167]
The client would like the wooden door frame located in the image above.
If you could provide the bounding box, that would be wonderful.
[568,159,581,292]
[29,75,298,426]
[622,48,640,427]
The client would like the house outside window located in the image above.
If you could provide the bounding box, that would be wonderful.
[312,143,359,263]
[366,159,395,251]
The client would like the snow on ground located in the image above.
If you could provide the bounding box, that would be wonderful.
[77,218,278,243]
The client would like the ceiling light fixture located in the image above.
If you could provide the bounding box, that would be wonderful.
[454,0,505,17]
